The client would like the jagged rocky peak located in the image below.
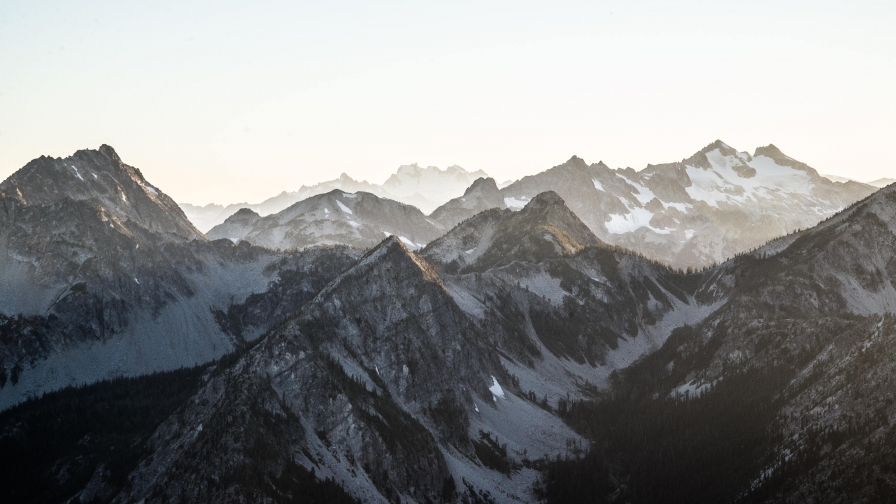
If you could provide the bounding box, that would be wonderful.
[428,176,506,229]
[424,190,601,273]
[524,189,565,208]
[563,155,590,170]
[0,144,203,241]
[519,191,601,247]
[463,176,500,195]
[229,207,260,220]
[360,234,442,284]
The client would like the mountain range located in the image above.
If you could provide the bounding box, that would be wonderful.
[1,144,895,503]
[180,164,492,232]
[200,140,875,270]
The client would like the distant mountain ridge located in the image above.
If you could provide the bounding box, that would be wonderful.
[207,189,444,251]
[181,163,490,232]
[494,140,876,268]
[200,140,876,271]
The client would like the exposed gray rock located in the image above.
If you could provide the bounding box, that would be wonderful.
[430,177,506,230]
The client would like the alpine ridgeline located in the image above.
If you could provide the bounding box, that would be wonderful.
[207,189,444,251]
[0,146,361,409]
[182,164,489,232]
[494,141,875,269]
[197,140,875,271]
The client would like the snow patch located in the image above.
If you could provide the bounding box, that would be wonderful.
[489,376,505,399]
[684,148,814,208]
[685,229,695,239]
[504,196,529,210]
[592,178,604,191]
[335,200,353,214]
[69,165,84,181]
[606,207,672,235]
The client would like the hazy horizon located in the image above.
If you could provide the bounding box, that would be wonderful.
[2,0,894,205]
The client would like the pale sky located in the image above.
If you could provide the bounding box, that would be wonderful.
[1,0,894,205]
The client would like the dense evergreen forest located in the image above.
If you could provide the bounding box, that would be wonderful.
[537,367,787,504]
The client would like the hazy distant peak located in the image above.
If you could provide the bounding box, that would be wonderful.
[232,207,260,218]
[867,177,896,188]
[463,176,499,195]
[562,155,589,169]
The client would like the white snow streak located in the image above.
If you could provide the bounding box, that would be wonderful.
[504,196,529,210]
[489,376,506,399]
[336,200,353,214]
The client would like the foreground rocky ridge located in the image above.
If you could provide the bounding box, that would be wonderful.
[107,176,896,503]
